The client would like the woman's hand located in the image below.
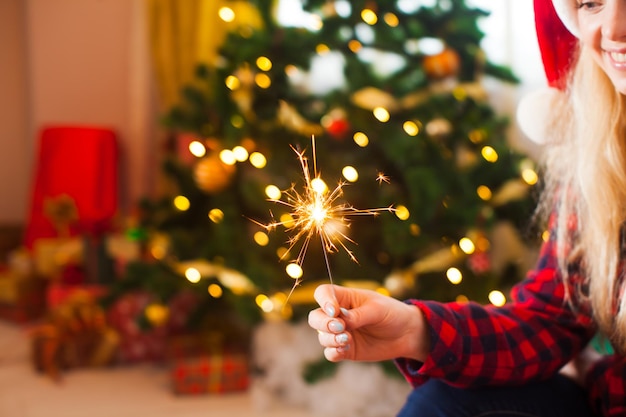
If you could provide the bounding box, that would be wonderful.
[308,284,430,363]
[558,344,603,386]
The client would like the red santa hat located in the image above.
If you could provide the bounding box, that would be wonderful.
[517,0,579,143]
[536,0,578,89]
[552,0,579,38]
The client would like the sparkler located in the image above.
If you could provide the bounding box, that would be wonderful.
[255,136,394,303]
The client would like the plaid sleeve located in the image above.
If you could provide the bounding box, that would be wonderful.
[586,356,626,416]
[395,237,595,388]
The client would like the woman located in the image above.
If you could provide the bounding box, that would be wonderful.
[308,1,626,416]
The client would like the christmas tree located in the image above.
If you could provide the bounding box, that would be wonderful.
[111,0,540,331]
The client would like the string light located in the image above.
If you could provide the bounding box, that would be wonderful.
[208,208,224,223]
[265,185,282,200]
[250,152,267,168]
[254,231,270,246]
[481,146,498,162]
[285,263,303,279]
[219,149,237,165]
[173,196,190,211]
[520,159,539,185]
[255,73,272,88]
[348,40,362,53]
[232,146,249,161]
[225,75,240,90]
[403,120,420,136]
[218,7,235,22]
[256,294,273,312]
[373,107,390,122]
[383,13,399,27]
[489,290,507,306]
[522,168,538,185]
[256,56,272,71]
[395,205,410,220]
[458,237,475,254]
[361,8,378,25]
[316,44,331,55]
[342,166,358,182]
[476,185,492,201]
[353,132,369,147]
[208,283,223,298]
[189,141,206,157]
[446,267,463,284]
[185,267,202,283]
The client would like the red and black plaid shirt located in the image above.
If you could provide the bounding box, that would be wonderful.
[396,234,626,416]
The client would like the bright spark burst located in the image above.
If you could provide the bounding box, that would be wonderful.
[376,172,391,185]
[254,137,394,301]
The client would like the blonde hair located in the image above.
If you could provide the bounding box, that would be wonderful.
[540,46,626,351]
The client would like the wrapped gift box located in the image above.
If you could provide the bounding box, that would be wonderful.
[107,291,199,363]
[46,282,107,310]
[30,288,120,381]
[0,268,47,323]
[170,353,249,395]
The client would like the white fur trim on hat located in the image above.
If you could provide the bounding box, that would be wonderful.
[552,0,579,37]
[516,87,564,144]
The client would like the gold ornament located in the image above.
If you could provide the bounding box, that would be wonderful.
[144,303,170,327]
[278,100,324,136]
[43,194,78,237]
[423,48,461,79]
[194,153,236,194]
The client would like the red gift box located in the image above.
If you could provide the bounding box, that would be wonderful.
[107,291,199,363]
[46,282,107,310]
[171,354,249,395]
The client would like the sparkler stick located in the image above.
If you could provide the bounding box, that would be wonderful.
[255,136,395,305]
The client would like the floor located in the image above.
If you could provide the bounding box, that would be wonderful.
[0,320,315,417]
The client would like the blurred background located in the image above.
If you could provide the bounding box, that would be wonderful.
[0,0,548,416]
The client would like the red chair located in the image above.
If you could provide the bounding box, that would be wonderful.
[23,125,119,249]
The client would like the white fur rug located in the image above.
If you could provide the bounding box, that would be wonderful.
[0,320,314,417]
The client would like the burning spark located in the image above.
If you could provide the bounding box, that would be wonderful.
[376,172,390,185]
[254,137,394,302]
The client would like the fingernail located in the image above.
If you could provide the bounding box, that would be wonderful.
[324,304,336,318]
[340,307,349,317]
[328,320,344,333]
[335,333,348,345]
[337,344,350,353]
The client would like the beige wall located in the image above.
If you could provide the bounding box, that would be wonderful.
[0,0,156,226]
[0,0,30,224]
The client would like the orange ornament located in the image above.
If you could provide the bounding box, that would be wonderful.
[423,48,461,79]
[194,153,236,194]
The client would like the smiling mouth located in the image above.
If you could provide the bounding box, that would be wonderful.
[608,51,626,64]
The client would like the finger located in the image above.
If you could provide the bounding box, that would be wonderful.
[317,330,351,348]
[308,307,345,330]
[324,345,352,362]
[313,284,340,317]
[308,307,327,331]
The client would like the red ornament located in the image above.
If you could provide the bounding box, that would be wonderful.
[326,117,351,140]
